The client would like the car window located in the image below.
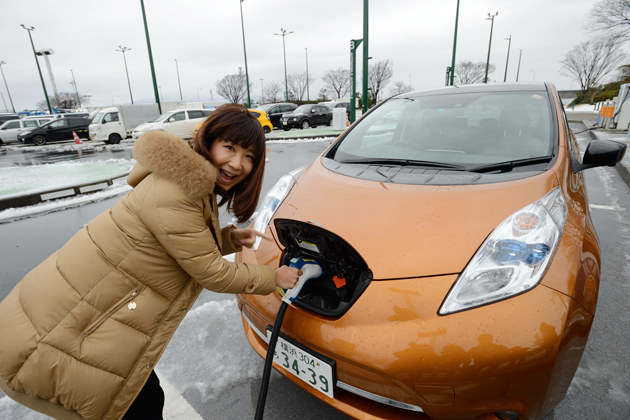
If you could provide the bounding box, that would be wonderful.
[24,120,39,128]
[201,110,213,117]
[187,111,203,119]
[4,121,20,129]
[250,111,261,118]
[279,105,292,112]
[169,112,186,122]
[332,91,553,166]
[49,119,68,128]
[70,119,86,126]
[104,113,119,123]
[269,107,279,114]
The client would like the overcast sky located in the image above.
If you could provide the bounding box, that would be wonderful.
[0,0,612,112]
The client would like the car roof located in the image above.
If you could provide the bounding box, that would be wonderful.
[398,82,548,99]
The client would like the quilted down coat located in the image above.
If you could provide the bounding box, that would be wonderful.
[0,130,277,420]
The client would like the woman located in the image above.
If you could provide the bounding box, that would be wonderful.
[0,104,301,420]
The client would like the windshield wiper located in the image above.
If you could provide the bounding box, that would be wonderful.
[337,158,467,170]
[467,156,553,173]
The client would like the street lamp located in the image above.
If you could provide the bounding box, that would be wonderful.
[483,12,498,84]
[0,61,15,112]
[239,0,251,108]
[305,47,309,103]
[174,59,182,101]
[116,46,134,104]
[516,49,523,82]
[273,28,294,102]
[209,89,213,101]
[529,69,536,81]
[503,36,512,83]
[112,95,119,105]
[20,25,52,114]
[35,48,58,100]
[449,0,461,86]
[158,85,163,101]
[197,88,202,102]
[70,69,81,108]
[0,92,7,113]
[139,0,161,113]
[260,78,263,104]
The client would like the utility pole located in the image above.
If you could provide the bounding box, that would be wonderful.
[484,12,498,84]
[450,0,461,86]
[273,29,294,102]
[516,49,523,82]
[21,25,52,114]
[305,48,310,103]
[239,0,251,108]
[116,46,134,104]
[260,79,264,104]
[0,61,16,112]
[503,36,512,83]
[362,0,369,113]
[140,0,161,113]
[175,59,182,101]
[70,69,81,108]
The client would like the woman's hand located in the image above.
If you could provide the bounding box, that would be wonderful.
[231,228,271,249]
[275,266,303,289]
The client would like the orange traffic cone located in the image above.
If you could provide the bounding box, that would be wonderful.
[73,131,82,144]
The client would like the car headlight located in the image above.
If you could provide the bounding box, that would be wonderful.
[19,131,32,137]
[439,187,568,315]
[92,126,100,132]
[253,165,307,251]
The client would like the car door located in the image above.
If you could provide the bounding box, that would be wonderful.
[71,118,90,139]
[185,111,205,139]
[102,112,124,138]
[164,111,187,137]
[47,119,71,142]
[267,106,281,127]
[0,120,25,143]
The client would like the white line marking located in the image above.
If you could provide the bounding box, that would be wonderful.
[589,204,618,211]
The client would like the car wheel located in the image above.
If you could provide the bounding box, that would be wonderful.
[283,127,291,131]
[264,126,271,134]
[32,135,47,146]
[301,120,310,130]
[108,133,122,144]
[328,118,333,126]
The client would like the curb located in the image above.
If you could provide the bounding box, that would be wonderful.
[0,170,131,212]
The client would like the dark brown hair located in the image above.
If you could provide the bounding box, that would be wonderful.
[192,103,266,223]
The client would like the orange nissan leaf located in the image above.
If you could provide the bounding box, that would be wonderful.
[236,83,626,420]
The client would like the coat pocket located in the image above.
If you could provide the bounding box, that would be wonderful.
[82,290,138,337]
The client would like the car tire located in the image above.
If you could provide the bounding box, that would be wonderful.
[264,126,271,134]
[283,127,291,131]
[328,118,333,126]
[108,133,122,144]
[32,135,47,146]
[301,120,310,130]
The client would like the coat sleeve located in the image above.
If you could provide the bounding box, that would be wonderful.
[139,178,277,295]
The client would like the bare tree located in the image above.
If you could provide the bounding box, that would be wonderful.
[322,68,350,99]
[216,73,252,104]
[389,81,412,96]
[454,61,496,84]
[559,37,625,95]
[588,0,630,39]
[367,59,393,103]
[36,92,90,111]
[263,82,283,103]
[287,71,315,103]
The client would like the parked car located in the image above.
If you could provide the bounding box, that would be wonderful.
[89,105,160,144]
[248,109,273,133]
[0,116,54,145]
[256,103,297,128]
[0,113,20,125]
[320,100,350,116]
[132,108,213,140]
[236,82,626,420]
[17,117,90,145]
[280,104,333,130]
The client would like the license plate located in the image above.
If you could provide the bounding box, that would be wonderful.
[267,328,335,398]
[283,121,287,125]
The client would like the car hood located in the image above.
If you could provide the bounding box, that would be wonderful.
[271,157,560,279]
[134,122,156,131]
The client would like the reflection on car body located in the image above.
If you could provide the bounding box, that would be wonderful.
[237,82,626,420]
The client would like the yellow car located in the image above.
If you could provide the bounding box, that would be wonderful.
[193,109,272,140]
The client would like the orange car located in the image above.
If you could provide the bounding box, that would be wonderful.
[236,83,626,420]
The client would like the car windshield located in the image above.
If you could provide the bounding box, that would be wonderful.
[92,112,104,124]
[154,113,171,123]
[294,105,313,114]
[256,104,273,112]
[330,91,553,167]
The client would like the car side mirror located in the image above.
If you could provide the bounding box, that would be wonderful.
[572,140,627,173]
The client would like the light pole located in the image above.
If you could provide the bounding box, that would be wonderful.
[305,48,309,103]
[260,78,264,104]
[174,59,182,101]
[0,92,7,112]
[139,0,161,113]
[450,0,461,86]
[0,61,15,113]
[483,12,498,84]
[273,28,294,102]
[209,89,213,101]
[516,49,523,81]
[503,36,512,83]
[70,69,81,108]
[116,46,134,104]
[158,85,163,101]
[239,0,251,108]
[197,88,202,102]
[35,49,58,100]
[21,25,52,114]
[529,70,536,81]
[112,95,119,105]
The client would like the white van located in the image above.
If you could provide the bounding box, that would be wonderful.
[132,108,213,140]
[0,116,54,145]
[90,105,160,144]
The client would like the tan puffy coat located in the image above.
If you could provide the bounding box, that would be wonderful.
[0,131,277,420]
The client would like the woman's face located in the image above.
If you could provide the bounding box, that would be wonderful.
[210,139,256,191]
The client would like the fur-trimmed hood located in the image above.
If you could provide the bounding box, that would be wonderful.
[129,130,217,199]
